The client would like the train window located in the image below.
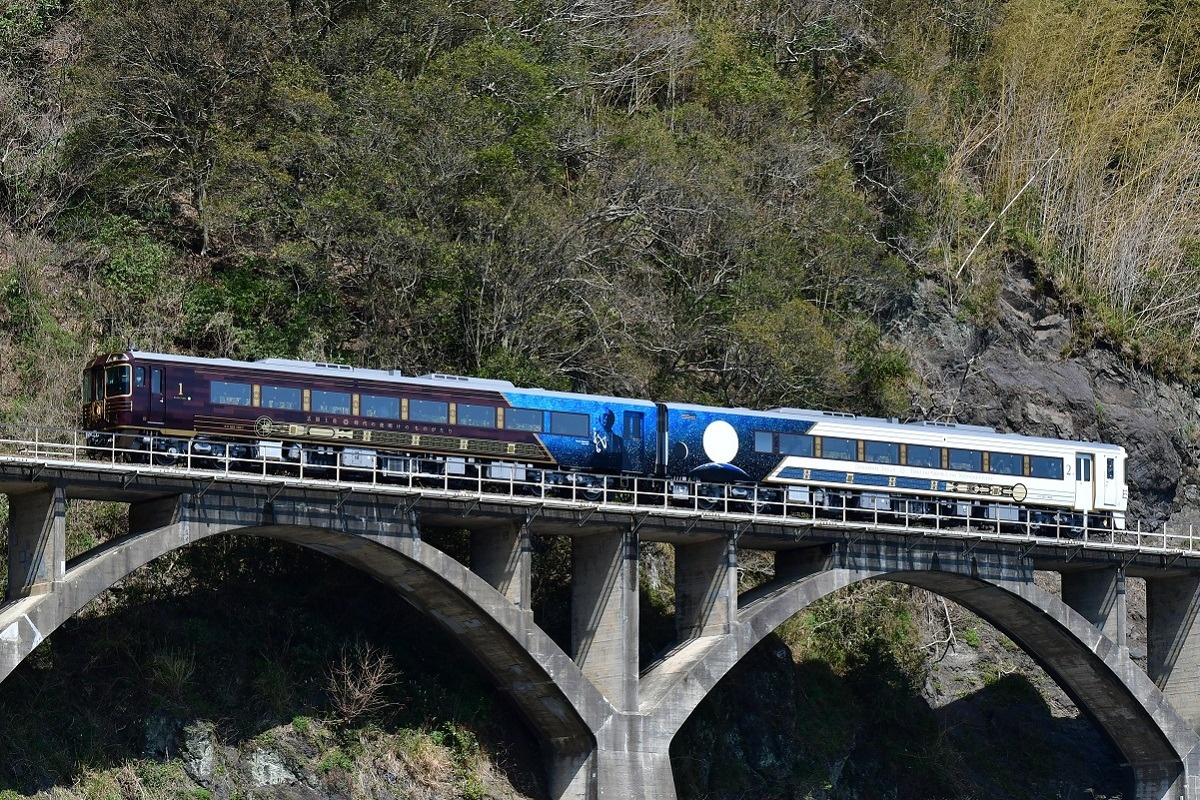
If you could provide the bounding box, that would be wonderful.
[505,408,543,432]
[1107,458,1115,479]
[134,367,146,388]
[1030,455,1064,480]
[458,403,496,428]
[864,441,899,464]
[779,434,814,457]
[105,366,131,397]
[948,448,982,471]
[754,431,773,453]
[989,452,1022,475]
[151,369,162,394]
[410,398,449,424]
[1077,456,1092,481]
[262,385,302,410]
[821,437,856,461]
[906,444,940,468]
[361,395,400,418]
[312,390,351,415]
[82,375,92,402]
[550,411,589,437]
[211,381,252,406]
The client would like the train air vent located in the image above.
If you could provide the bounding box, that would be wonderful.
[770,407,857,418]
[907,420,996,433]
[420,373,471,382]
[255,357,353,371]
[417,373,518,389]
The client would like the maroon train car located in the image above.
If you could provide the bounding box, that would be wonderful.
[80,350,658,488]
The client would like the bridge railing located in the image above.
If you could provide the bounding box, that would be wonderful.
[0,424,1194,556]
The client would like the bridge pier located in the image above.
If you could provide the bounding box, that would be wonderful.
[1147,574,1200,733]
[592,735,676,798]
[6,484,66,599]
[1128,759,1192,800]
[1062,566,1127,647]
[471,519,532,610]
[675,535,737,639]
[572,528,639,712]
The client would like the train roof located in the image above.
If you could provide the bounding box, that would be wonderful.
[108,351,654,406]
[99,352,1123,453]
[115,350,518,390]
[663,400,1125,453]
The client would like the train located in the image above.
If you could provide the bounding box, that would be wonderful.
[80,350,1129,531]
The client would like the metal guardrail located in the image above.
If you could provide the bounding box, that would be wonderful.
[0,425,1195,556]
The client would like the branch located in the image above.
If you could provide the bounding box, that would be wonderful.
[955,149,1059,279]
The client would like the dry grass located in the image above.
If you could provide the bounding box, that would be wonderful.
[983,0,1200,346]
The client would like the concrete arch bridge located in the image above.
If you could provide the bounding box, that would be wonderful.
[2,448,1200,799]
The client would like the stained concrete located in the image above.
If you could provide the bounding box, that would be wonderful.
[1063,566,1127,645]
[6,484,65,598]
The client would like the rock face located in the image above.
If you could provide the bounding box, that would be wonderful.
[898,268,1200,526]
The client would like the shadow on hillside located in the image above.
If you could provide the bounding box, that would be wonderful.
[0,534,546,798]
[670,631,1125,800]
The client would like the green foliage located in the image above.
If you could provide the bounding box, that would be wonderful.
[93,215,169,298]
[848,324,912,417]
[317,748,353,774]
[795,583,926,698]
[146,648,195,699]
[182,260,338,359]
[132,761,187,794]
[693,23,793,112]
[0,0,59,49]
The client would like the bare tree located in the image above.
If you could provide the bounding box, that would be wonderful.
[326,641,399,726]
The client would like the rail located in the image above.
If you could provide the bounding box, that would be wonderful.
[0,424,1195,556]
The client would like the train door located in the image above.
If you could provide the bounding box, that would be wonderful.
[1074,453,1094,510]
[623,411,645,473]
[1102,457,1118,506]
[148,366,165,424]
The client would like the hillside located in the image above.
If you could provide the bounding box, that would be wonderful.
[2,0,1200,797]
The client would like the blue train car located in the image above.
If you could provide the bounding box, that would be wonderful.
[660,403,821,483]
[496,387,658,491]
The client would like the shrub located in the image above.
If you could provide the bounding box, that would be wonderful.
[326,641,398,726]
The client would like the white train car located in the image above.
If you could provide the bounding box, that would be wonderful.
[757,414,1127,530]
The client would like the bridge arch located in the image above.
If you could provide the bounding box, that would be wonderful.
[0,492,616,795]
[643,540,1200,795]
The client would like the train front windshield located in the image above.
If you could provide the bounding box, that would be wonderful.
[83,364,130,401]
[105,365,131,397]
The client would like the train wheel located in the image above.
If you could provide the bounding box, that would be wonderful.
[696,484,724,511]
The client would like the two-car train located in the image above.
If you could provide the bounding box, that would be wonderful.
[80,350,1129,531]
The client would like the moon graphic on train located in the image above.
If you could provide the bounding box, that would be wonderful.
[691,420,750,481]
